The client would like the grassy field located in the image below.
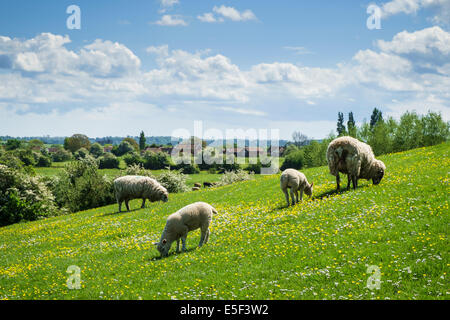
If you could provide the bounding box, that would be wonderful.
[0,143,448,300]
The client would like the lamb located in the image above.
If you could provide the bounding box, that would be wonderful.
[192,187,201,191]
[280,169,314,207]
[326,136,386,191]
[203,182,214,188]
[154,202,218,257]
[113,175,168,212]
[193,183,202,188]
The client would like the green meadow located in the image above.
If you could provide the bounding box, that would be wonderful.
[0,143,448,300]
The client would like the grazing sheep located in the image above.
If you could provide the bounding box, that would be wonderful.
[280,169,314,207]
[192,187,200,191]
[154,202,217,257]
[326,136,386,191]
[203,182,214,188]
[113,175,168,212]
[193,183,202,188]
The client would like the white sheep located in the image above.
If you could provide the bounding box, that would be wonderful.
[326,136,386,191]
[154,202,218,257]
[280,169,314,207]
[113,175,168,212]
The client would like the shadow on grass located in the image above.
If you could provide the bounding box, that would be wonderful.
[149,247,198,261]
[100,207,142,217]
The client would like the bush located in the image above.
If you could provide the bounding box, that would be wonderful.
[52,148,73,162]
[12,148,37,166]
[123,152,144,167]
[90,143,104,158]
[36,155,52,167]
[216,169,254,187]
[0,165,58,226]
[51,157,115,212]
[99,153,120,169]
[113,141,134,156]
[156,170,189,193]
[74,147,90,160]
[0,152,24,170]
[143,151,171,170]
[280,150,304,171]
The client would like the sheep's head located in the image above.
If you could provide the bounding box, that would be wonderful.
[371,160,385,185]
[305,182,314,197]
[160,190,169,202]
[154,239,170,257]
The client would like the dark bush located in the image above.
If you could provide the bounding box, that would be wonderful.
[280,150,304,171]
[52,148,73,162]
[36,155,52,167]
[99,153,120,169]
[143,151,171,170]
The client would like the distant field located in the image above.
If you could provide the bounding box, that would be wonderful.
[0,143,448,300]
[34,163,223,186]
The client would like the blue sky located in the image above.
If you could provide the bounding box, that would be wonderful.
[0,0,449,139]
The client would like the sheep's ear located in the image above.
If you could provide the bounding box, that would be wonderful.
[162,239,167,244]
[153,242,159,246]
[310,182,314,187]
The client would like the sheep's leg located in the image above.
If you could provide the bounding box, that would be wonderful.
[181,235,187,252]
[125,200,130,211]
[347,175,351,191]
[118,201,122,212]
[203,229,210,244]
[336,174,341,191]
[141,198,146,208]
[176,239,180,253]
[199,223,211,247]
[352,176,358,190]
[300,189,303,202]
[282,188,290,207]
[289,188,295,206]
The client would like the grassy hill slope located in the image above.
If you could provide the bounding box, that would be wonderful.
[0,143,448,300]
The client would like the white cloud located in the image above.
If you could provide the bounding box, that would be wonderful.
[154,15,188,26]
[380,0,450,25]
[197,13,220,23]
[377,26,450,55]
[158,0,179,13]
[198,5,257,23]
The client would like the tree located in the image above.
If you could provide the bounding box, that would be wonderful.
[370,108,383,129]
[5,139,22,151]
[337,112,346,136]
[89,143,104,158]
[421,111,449,146]
[64,134,91,153]
[347,112,357,137]
[139,131,146,151]
[122,138,139,152]
[292,131,309,147]
[114,140,135,156]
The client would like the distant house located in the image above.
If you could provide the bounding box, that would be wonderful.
[104,146,113,153]
[173,143,202,156]
[145,147,163,154]
[47,147,60,153]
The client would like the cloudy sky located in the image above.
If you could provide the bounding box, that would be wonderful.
[0,0,449,139]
